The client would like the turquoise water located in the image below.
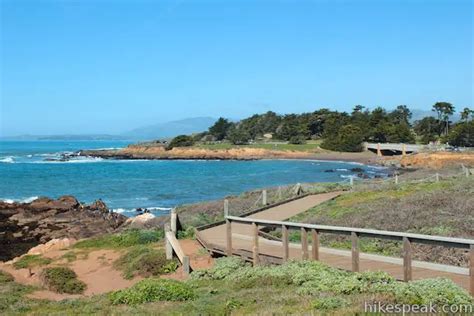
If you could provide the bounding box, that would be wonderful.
[0,141,387,217]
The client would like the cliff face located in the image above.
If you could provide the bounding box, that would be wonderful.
[80,146,313,160]
[0,196,126,261]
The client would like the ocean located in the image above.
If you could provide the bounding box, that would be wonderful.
[0,141,387,217]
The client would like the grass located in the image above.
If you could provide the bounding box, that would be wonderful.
[60,251,77,263]
[109,278,195,305]
[195,140,323,152]
[12,255,52,270]
[73,229,164,249]
[113,246,179,279]
[40,267,86,294]
[0,271,14,284]
[1,257,472,315]
[287,176,474,265]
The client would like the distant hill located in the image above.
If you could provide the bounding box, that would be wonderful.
[410,109,461,123]
[123,117,217,140]
[0,134,129,141]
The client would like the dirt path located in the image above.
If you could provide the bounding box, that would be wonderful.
[0,249,141,301]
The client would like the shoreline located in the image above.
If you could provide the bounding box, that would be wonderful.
[78,146,380,165]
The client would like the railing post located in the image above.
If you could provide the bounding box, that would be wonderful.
[351,232,359,272]
[311,229,319,261]
[435,173,439,182]
[224,199,229,217]
[226,218,232,256]
[403,237,412,282]
[252,222,259,266]
[165,223,173,260]
[470,244,474,296]
[282,225,289,262]
[170,208,177,235]
[262,190,267,205]
[301,227,308,260]
[377,143,382,157]
[182,256,190,276]
[402,143,406,156]
[395,174,399,185]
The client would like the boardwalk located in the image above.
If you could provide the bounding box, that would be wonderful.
[197,192,472,293]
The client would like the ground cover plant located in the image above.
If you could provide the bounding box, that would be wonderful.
[113,245,179,279]
[40,267,86,294]
[12,255,52,270]
[0,257,472,315]
[73,228,164,249]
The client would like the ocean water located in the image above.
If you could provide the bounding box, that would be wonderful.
[0,141,387,217]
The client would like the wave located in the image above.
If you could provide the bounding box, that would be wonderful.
[1,196,39,204]
[335,168,349,172]
[0,156,15,163]
[34,157,104,164]
[111,206,172,215]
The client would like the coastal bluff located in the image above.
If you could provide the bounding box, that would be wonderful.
[0,196,127,261]
[79,144,314,160]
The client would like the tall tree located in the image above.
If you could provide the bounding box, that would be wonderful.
[432,102,455,136]
[208,117,233,141]
[460,107,473,122]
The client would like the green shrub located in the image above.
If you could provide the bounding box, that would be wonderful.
[167,135,195,150]
[0,270,14,283]
[74,229,164,249]
[13,255,52,270]
[312,296,349,310]
[109,278,195,305]
[114,246,179,279]
[192,258,471,307]
[392,278,473,306]
[41,267,86,294]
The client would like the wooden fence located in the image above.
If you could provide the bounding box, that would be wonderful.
[224,215,474,295]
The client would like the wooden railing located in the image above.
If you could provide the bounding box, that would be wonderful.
[225,215,474,294]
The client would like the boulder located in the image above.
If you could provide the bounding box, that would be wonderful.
[0,196,127,262]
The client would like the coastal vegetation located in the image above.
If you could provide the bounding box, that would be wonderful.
[0,258,472,314]
[167,103,473,152]
[40,267,86,294]
[113,246,179,279]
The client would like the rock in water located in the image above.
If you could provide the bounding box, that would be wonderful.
[0,196,127,261]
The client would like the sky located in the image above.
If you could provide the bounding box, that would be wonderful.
[0,0,472,136]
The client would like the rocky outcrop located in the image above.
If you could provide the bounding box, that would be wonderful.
[79,145,314,161]
[0,196,126,261]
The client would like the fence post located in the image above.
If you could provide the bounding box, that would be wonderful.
[435,173,439,182]
[262,190,267,205]
[350,176,354,188]
[311,229,319,261]
[301,228,309,260]
[470,244,474,295]
[182,256,190,276]
[351,232,359,272]
[252,222,259,266]
[466,168,470,178]
[377,143,382,157]
[282,225,289,262]
[165,223,173,260]
[224,199,229,217]
[395,174,399,185]
[226,219,232,256]
[403,237,412,282]
[171,209,177,235]
[402,143,406,156]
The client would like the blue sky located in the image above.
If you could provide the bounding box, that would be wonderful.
[1,0,472,136]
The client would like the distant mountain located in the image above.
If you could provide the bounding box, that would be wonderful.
[123,117,217,140]
[410,109,461,123]
[0,134,129,141]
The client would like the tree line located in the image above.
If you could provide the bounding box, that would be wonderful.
[167,102,473,151]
